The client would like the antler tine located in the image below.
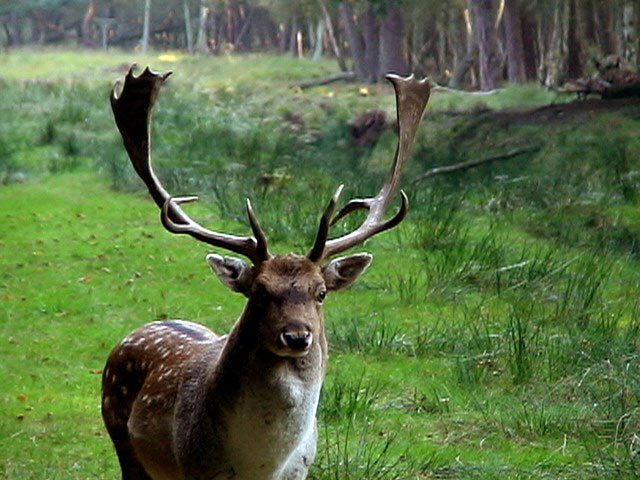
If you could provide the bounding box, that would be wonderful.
[246,199,270,262]
[307,185,344,262]
[308,74,430,262]
[111,66,270,264]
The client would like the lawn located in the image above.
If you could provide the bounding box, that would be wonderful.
[2,48,640,479]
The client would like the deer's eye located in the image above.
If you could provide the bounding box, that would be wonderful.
[317,289,327,303]
[252,283,270,304]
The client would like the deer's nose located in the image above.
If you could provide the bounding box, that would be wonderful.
[280,330,313,352]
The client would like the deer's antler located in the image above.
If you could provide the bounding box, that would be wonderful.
[307,74,431,262]
[111,66,271,264]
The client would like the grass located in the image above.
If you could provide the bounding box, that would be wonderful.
[2,47,640,479]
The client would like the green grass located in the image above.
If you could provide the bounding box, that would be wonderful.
[2,48,640,479]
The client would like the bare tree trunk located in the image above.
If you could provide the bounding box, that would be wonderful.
[436,6,448,74]
[9,11,23,46]
[622,1,637,67]
[471,0,500,90]
[362,5,379,83]
[318,0,348,71]
[289,17,299,57]
[566,0,581,78]
[503,0,525,83]
[379,6,409,76]
[339,1,367,80]
[141,0,151,54]
[195,2,209,53]
[595,1,616,54]
[312,18,324,61]
[183,0,194,53]
[81,0,96,47]
[226,0,241,46]
[235,7,255,50]
[521,8,538,80]
[543,0,567,87]
[449,2,478,89]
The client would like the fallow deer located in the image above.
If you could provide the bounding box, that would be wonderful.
[102,66,430,480]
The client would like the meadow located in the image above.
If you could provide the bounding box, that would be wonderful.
[2,48,640,479]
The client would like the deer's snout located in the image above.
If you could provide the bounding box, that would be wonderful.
[277,325,313,356]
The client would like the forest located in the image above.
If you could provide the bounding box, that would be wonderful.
[1,0,639,91]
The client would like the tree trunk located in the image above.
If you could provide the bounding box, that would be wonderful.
[235,7,255,51]
[312,18,325,61]
[449,1,477,89]
[543,0,568,87]
[622,1,638,67]
[566,0,581,78]
[318,0,348,71]
[521,8,538,80]
[595,1,616,54]
[339,1,367,80]
[289,17,299,57]
[226,0,241,46]
[361,6,379,83]
[503,0,525,83]
[379,6,409,76]
[141,0,151,54]
[195,2,209,53]
[4,11,23,47]
[471,0,500,90]
[81,0,96,47]
[436,6,448,74]
[183,0,194,53]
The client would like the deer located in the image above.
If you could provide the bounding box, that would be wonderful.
[102,66,430,480]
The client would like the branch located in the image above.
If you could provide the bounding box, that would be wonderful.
[291,71,356,90]
[432,83,500,95]
[410,146,541,185]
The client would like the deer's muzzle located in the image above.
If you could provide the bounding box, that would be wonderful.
[277,330,313,357]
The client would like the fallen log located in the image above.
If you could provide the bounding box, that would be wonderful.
[411,146,541,185]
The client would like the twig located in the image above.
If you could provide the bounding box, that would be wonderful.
[291,71,356,90]
[410,146,541,185]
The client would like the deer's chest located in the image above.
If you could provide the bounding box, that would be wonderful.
[223,367,322,479]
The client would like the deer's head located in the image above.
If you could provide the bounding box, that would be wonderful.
[110,67,430,359]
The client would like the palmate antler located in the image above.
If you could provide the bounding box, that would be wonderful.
[307,74,431,262]
[110,67,430,265]
[111,67,270,264]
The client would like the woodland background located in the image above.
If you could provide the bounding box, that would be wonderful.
[0,0,638,91]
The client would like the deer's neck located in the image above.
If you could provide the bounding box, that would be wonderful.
[198,307,326,478]
[206,306,327,408]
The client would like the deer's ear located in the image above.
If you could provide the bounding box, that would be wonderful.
[323,253,373,292]
[207,254,253,294]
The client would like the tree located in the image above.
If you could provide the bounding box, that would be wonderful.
[379,4,409,76]
[622,1,637,67]
[338,1,367,79]
[470,0,500,90]
[141,0,152,54]
[503,0,525,84]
